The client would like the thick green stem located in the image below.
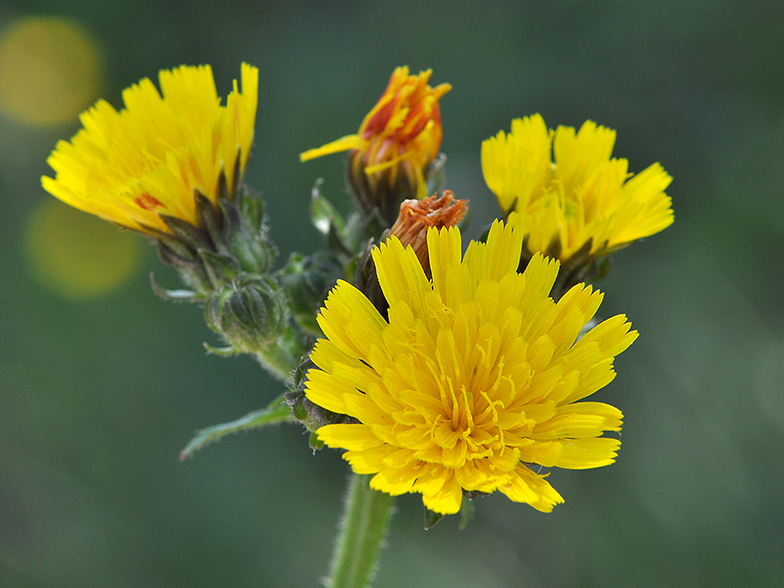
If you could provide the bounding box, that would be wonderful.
[253,325,307,382]
[326,473,394,588]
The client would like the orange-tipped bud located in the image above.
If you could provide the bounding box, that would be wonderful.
[301,67,451,226]
[388,191,467,278]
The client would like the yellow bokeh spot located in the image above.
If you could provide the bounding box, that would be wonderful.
[24,199,144,300]
[0,16,102,127]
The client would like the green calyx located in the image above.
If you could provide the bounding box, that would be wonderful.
[150,176,277,295]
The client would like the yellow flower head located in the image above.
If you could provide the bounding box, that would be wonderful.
[301,67,451,224]
[306,220,637,515]
[482,114,673,262]
[42,63,258,235]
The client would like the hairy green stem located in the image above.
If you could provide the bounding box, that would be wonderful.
[326,473,394,588]
[253,326,307,383]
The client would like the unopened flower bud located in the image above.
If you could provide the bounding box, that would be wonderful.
[206,274,288,353]
[223,186,277,275]
[301,67,450,227]
[355,190,467,317]
[279,251,343,336]
[387,190,467,278]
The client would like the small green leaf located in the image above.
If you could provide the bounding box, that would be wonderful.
[149,272,200,302]
[310,179,345,236]
[179,394,294,460]
[458,495,475,530]
[308,431,324,451]
[424,507,446,530]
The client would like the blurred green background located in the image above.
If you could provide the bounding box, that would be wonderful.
[2,1,783,586]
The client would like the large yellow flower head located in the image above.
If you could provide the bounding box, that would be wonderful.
[42,63,258,235]
[301,67,451,225]
[482,114,673,262]
[306,220,637,515]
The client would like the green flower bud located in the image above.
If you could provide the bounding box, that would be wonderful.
[279,251,343,335]
[206,274,288,353]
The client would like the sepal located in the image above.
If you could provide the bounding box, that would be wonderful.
[309,180,358,257]
[199,249,241,289]
[310,178,346,237]
[150,184,277,295]
[203,342,239,356]
[424,508,445,530]
[223,185,277,275]
[160,214,213,251]
[155,238,212,292]
[194,189,228,255]
[353,238,387,319]
[285,356,357,435]
[347,151,419,228]
[517,236,612,300]
[149,272,201,303]
[458,493,477,530]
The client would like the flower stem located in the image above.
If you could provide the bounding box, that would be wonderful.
[253,326,307,383]
[326,473,394,588]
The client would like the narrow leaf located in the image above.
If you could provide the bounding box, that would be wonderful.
[424,507,446,530]
[310,179,345,235]
[149,272,200,302]
[180,394,294,460]
[458,495,475,530]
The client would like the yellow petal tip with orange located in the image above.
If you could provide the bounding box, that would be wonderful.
[42,63,259,235]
